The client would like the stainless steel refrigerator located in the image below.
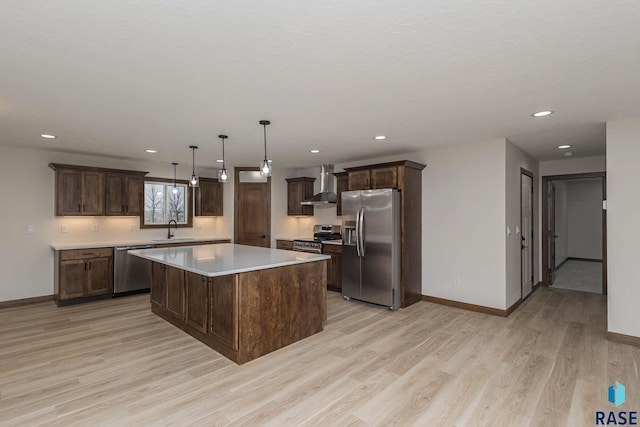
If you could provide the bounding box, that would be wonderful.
[342,188,401,310]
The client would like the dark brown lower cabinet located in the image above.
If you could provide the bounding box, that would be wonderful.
[185,272,208,334]
[149,260,325,364]
[55,248,113,306]
[209,275,238,350]
[323,244,342,292]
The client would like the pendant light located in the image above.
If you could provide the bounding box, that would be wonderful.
[217,135,229,183]
[171,162,179,194]
[259,120,272,177]
[188,145,199,187]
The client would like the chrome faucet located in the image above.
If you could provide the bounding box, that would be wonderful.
[167,219,178,239]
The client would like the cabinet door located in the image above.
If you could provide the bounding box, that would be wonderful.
[348,170,371,190]
[334,173,349,216]
[371,167,398,189]
[125,175,143,215]
[82,171,105,215]
[196,178,223,216]
[322,245,343,290]
[151,262,165,311]
[56,169,82,216]
[105,174,125,215]
[185,272,208,333]
[59,260,87,299]
[87,257,113,296]
[165,265,185,320]
[286,178,314,216]
[209,275,238,350]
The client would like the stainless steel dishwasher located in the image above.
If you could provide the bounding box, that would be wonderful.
[114,245,153,296]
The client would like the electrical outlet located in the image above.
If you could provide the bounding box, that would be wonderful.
[196,222,203,229]
[91,224,99,232]
[454,276,461,287]
[60,224,68,233]
[129,224,139,231]
[27,225,34,234]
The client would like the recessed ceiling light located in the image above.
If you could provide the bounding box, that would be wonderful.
[41,134,57,139]
[145,149,157,153]
[310,149,320,153]
[532,110,554,117]
[216,159,224,163]
[374,135,387,140]
[557,145,571,149]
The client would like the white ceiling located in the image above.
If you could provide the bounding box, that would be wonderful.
[2,1,639,169]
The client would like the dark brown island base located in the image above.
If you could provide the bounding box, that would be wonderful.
[129,243,330,364]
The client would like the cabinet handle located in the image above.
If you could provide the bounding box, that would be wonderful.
[125,205,129,213]
[121,204,125,213]
[78,204,81,212]
[88,262,92,271]
[84,262,87,271]
[82,204,85,212]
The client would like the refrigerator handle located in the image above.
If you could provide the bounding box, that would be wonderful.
[359,207,365,257]
[355,208,361,257]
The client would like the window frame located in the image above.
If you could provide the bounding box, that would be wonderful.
[140,177,193,229]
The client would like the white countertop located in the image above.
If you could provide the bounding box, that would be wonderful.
[51,237,231,251]
[129,243,330,277]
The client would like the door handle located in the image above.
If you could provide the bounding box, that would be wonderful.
[260,235,266,239]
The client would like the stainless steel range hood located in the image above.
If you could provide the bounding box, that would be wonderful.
[301,164,337,205]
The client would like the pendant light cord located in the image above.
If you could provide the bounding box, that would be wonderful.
[263,123,267,160]
[222,138,226,169]
[192,147,196,175]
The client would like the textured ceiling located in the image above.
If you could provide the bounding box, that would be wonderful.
[1,1,639,168]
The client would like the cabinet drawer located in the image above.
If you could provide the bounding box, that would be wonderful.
[60,247,113,261]
[276,240,294,250]
[322,244,342,255]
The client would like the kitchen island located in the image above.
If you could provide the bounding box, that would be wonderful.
[129,243,330,364]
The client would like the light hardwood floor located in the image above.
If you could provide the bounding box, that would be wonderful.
[1,288,638,426]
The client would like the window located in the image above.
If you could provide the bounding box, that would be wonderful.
[142,179,192,228]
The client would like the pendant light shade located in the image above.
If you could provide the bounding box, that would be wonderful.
[259,120,272,177]
[171,162,179,194]
[217,135,229,183]
[188,145,199,187]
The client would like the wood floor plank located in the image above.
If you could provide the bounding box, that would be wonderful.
[1,287,638,426]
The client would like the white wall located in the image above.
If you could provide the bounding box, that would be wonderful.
[539,155,606,176]
[0,145,232,302]
[505,141,540,307]
[606,118,640,338]
[566,180,602,260]
[554,181,569,266]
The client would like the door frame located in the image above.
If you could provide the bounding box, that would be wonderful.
[541,171,607,294]
[520,168,535,300]
[234,167,271,246]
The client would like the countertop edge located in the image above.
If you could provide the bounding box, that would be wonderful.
[51,237,232,251]
[128,247,330,277]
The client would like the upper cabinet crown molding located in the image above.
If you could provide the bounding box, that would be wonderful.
[48,163,148,176]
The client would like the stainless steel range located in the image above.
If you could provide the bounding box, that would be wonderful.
[293,224,341,254]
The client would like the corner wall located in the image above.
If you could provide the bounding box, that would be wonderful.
[505,141,540,307]
[606,118,640,338]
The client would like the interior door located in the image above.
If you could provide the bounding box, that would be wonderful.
[521,173,534,298]
[548,181,557,285]
[235,168,271,247]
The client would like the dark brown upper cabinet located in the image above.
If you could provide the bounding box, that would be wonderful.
[333,172,349,216]
[195,177,223,216]
[105,173,145,216]
[53,168,105,216]
[49,163,148,217]
[286,177,315,216]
